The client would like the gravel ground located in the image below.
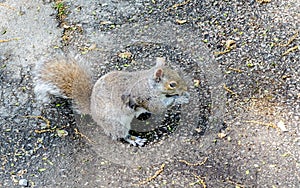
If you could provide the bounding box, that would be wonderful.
[1,0,299,187]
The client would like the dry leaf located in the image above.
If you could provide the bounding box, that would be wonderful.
[176,19,187,24]
[225,40,236,50]
[118,51,132,59]
[194,79,200,87]
[218,132,227,139]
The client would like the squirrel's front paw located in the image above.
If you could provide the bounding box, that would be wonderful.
[125,135,147,146]
[174,92,190,105]
[162,97,175,107]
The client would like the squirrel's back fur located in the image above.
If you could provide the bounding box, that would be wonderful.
[34,58,92,114]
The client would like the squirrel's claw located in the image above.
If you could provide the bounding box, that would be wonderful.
[125,135,147,146]
[134,137,147,146]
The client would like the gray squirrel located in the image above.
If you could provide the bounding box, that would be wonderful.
[34,57,190,146]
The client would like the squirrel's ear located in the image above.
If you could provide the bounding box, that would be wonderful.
[154,68,164,82]
[155,57,166,67]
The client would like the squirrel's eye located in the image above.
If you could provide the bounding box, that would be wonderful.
[169,81,177,88]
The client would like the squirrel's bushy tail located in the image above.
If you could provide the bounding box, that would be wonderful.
[34,58,93,114]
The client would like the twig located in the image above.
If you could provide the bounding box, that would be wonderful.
[282,45,299,56]
[226,178,245,188]
[228,67,243,73]
[278,31,299,47]
[256,0,271,4]
[24,115,68,134]
[0,3,17,11]
[179,157,208,166]
[166,0,190,11]
[223,84,237,96]
[137,163,165,185]
[74,128,95,143]
[0,38,20,43]
[244,120,277,129]
[192,173,206,188]
[34,129,56,134]
[24,115,51,128]
[213,49,231,56]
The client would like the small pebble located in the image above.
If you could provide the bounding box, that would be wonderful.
[19,179,28,187]
[277,121,288,132]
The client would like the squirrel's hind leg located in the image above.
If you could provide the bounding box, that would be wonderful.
[100,118,147,146]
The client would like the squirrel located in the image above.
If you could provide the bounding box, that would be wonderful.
[34,57,190,146]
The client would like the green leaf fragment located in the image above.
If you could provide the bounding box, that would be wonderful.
[38,168,46,172]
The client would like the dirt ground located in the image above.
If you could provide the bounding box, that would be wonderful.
[1,0,299,187]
